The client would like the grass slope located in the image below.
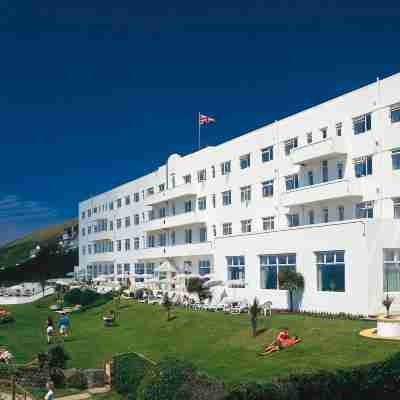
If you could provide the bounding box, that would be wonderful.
[2,297,400,384]
[0,219,78,269]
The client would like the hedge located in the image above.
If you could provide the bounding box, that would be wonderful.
[112,352,156,398]
[63,288,111,309]
[226,351,400,400]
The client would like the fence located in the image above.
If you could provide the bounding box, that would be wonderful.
[0,378,35,400]
[0,287,54,306]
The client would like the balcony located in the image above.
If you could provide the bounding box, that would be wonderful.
[290,136,347,165]
[282,179,362,207]
[85,252,115,263]
[145,212,207,232]
[144,183,197,206]
[135,241,214,260]
[89,231,113,241]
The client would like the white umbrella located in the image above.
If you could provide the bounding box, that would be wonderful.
[94,276,108,282]
[225,279,247,288]
[156,260,177,274]
[203,279,224,288]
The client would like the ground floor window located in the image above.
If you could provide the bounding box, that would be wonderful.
[199,260,211,276]
[146,263,154,275]
[227,256,246,280]
[316,251,345,292]
[393,198,400,219]
[135,263,145,275]
[383,249,400,292]
[260,254,296,289]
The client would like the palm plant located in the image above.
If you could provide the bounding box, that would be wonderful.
[186,277,211,302]
[383,294,394,318]
[162,292,173,321]
[249,298,262,337]
[278,270,305,312]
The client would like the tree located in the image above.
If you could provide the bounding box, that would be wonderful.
[278,270,305,312]
[186,277,211,302]
[249,298,262,337]
[162,292,173,321]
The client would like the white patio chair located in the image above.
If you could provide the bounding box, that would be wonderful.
[231,299,249,314]
[262,301,273,317]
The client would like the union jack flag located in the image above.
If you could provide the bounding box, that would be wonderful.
[199,113,216,125]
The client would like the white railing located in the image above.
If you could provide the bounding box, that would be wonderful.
[0,287,54,305]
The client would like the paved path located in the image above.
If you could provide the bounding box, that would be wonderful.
[57,386,111,400]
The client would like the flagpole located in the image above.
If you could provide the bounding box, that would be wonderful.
[198,112,201,150]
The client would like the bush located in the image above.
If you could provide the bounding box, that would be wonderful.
[46,344,70,369]
[64,288,83,306]
[63,288,110,309]
[80,289,99,307]
[226,352,400,400]
[112,353,155,397]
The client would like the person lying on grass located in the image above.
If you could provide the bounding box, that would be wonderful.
[259,328,301,356]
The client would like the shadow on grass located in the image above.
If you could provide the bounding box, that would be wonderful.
[255,327,271,337]
[167,316,177,322]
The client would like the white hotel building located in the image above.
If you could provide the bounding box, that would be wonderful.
[78,73,400,316]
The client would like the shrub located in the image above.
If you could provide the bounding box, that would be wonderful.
[46,344,70,369]
[112,353,155,397]
[80,289,99,307]
[63,288,83,306]
[66,369,88,389]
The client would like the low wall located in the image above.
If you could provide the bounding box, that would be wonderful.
[0,287,54,305]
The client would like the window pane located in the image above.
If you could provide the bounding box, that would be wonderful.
[318,264,345,291]
[384,263,400,291]
[261,266,277,289]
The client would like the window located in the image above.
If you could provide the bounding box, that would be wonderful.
[171,230,176,245]
[171,174,176,188]
[199,227,207,242]
[390,104,400,124]
[184,201,192,213]
[158,207,166,219]
[125,195,130,206]
[308,171,314,186]
[284,137,298,155]
[317,251,345,292]
[82,246,86,255]
[240,186,251,203]
[88,209,92,218]
[322,160,329,182]
[354,156,373,177]
[147,235,155,248]
[262,180,274,197]
[221,161,231,175]
[353,113,371,135]
[135,263,145,275]
[227,256,245,280]
[336,122,342,136]
[240,153,251,169]
[158,233,166,247]
[308,210,315,224]
[147,187,154,196]
[261,146,274,162]
[337,161,344,179]
[222,223,232,236]
[88,226,92,234]
[125,239,130,251]
[285,174,299,191]
[81,211,86,219]
[241,219,252,233]
[356,201,374,219]
[197,169,207,182]
[198,197,207,210]
[322,208,329,223]
[134,214,140,225]
[117,240,122,252]
[287,214,299,227]
[262,216,275,232]
[183,174,191,184]
[211,166,216,178]
[321,127,328,139]
[124,263,130,273]
[199,260,211,276]
[212,194,216,208]
[260,254,296,289]
[394,199,400,219]
[116,218,122,229]
[117,199,122,208]
[392,149,400,170]
[125,216,131,228]
[146,263,154,275]
[81,228,86,237]
[134,192,140,202]
[383,249,400,291]
[212,224,217,237]
[222,190,232,206]
[93,207,97,214]
[88,244,92,254]
[159,183,165,192]
[338,206,345,221]
[185,229,192,244]
[109,201,114,210]
[307,132,313,144]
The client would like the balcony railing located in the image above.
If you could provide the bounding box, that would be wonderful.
[290,136,347,165]
[145,211,207,232]
[282,178,362,207]
[144,183,197,206]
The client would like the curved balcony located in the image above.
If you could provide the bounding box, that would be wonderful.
[144,183,197,206]
[290,136,347,165]
[282,179,362,207]
[145,212,207,232]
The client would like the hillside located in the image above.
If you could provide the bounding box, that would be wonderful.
[0,218,78,269]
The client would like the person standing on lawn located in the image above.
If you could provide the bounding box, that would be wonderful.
[46,316,54,344]
[58,312,71,337]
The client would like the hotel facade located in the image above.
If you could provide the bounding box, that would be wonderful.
[77,73,400,316]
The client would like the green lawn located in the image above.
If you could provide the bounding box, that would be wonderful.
[1,296,400,384]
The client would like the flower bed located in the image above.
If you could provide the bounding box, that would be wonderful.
[0,309,14,325]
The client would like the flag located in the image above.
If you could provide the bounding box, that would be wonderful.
[199,113,216,125]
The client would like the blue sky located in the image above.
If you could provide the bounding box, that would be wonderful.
[0,0,400,245]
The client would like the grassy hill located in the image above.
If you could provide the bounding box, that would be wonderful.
[0,218,78,269]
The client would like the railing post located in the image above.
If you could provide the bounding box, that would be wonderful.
[11,375,16,400]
